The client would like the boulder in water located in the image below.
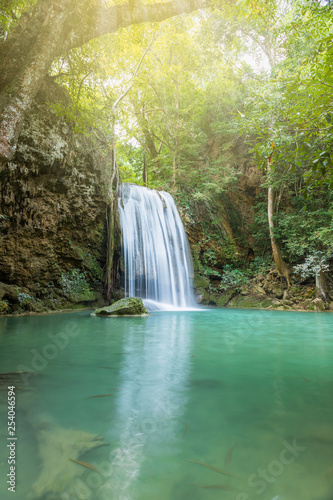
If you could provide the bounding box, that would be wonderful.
[93,297,149,317]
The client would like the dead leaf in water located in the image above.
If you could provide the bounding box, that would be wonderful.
[69,458,98,472]
[224,444,237,469]
[185,459,242,479]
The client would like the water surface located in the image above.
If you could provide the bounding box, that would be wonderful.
[0,309,332,500]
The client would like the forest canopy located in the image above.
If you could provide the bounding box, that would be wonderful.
[1,0,333,297]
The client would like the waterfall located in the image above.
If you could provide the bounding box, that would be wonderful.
[118,183,196,310]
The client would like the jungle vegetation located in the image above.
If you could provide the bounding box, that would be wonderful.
[1,0,332,297]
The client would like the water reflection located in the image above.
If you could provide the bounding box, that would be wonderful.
[99,313,192,499]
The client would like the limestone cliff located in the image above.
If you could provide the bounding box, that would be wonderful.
[0,78,120,314]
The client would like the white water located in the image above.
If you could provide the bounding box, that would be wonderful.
[118,183,197,310]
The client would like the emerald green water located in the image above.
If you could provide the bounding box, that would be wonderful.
[0,309,333,500]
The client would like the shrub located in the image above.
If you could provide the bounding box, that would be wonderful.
[293,251,330,279]
[220,265,249,291]
[17,292,36,309]
[60,269,93,299]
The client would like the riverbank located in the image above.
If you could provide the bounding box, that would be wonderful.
[195,267,333,312]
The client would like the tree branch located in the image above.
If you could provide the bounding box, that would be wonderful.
[65,0,210,53]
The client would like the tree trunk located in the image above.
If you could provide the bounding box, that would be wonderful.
[171,79,179,188]
[316,270,327,301]
[172,142,178,188]
[143,154,148,186]
[267,166,290,287]
[105,115,118,305]
[0,0,208,164]
[0,0,73,163]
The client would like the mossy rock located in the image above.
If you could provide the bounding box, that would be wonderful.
[228,295,273,309]
[312,298,326,311]
[196,288,210,304]
[93,297,149,317]
[194,274,210,289]
[70,291,101,303]
[272,288,284,299]
[216,289,237,307]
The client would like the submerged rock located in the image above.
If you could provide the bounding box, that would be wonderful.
[93,297,149,317]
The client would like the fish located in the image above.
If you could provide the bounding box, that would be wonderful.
[185,459,242,479]
[69,458,98,472]
[103,367,117,370]
[224,444,237,469]
[193,483,238,491]
[85,394,115,399]
[183,422,189,436]
[302,377,309,383]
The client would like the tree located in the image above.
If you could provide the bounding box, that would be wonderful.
[109,14,245,196]
[234,0,333,285]
[0,0,209,165]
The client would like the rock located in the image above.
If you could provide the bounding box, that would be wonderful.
[69,291,101,304]
[196,288,210,304]
[29,419,107,500]
[329,301,333,311]
[273,288,284,299]
[194,275,210,290]
[312,298,326,311]
[0,301,8,313]
[93,297,148,317]
[0,283,20,302]
[216,289,237,307]
[253,284,266,295]
[283,290,290,300]
[0,79,121,315]
[228,295,273,309]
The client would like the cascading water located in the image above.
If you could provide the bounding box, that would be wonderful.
[118,183,196,310]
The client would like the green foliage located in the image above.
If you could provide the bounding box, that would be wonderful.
[220,265,249,291]
[60,269,94,300]
[84,253,102,281]
[240,0,333,194]
[36,0,333,277]
[0,0,36,41]
[17,292,36,310]
[248,255,273,276]
[293,251,330,279]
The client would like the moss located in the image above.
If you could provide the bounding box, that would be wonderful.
[194,275,210,289]
[196,288,210,303]
[0,301,9,313]
[191,245,202,273]
[93,297,149,316]
[216,289,236,307]
[228,295,273,309]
